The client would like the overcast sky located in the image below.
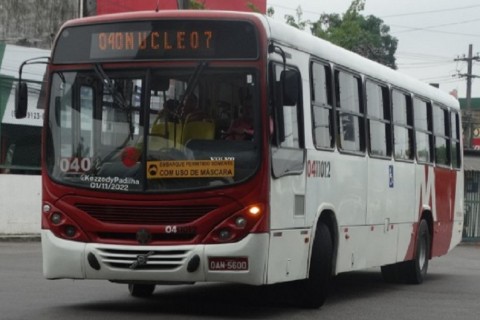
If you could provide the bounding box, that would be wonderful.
[267,0,480,99]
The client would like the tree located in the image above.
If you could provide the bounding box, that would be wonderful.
[188,0,205,9]
[267,6,275,17]
[284,6,309,30]
[310,0,398,69]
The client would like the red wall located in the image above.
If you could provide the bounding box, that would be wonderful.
[97,0,266,15]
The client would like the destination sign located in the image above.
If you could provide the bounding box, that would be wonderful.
[52,20,259,63]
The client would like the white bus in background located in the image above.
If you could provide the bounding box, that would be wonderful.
[0,44,48,174]
[0,44,49,236]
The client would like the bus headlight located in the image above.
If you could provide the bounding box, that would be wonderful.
[235,216,247,229]
[64,225,77,238]
[218,228,232,241]
[203,203,266,244]
[50,212,63,225]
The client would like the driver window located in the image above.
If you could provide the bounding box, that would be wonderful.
[271,63,305,178]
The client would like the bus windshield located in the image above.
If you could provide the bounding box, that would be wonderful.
[46,66,260,192]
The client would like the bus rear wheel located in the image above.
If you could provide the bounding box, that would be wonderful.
[295,222,333,308]
[128,283,156,297]
[381,219,430,284]
[403,219,430,284]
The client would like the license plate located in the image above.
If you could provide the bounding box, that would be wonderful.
[208,257,248,271]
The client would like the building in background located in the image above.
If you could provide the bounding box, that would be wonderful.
[460,97,480,150]
[459,97,480,241]
[91,0,267,15]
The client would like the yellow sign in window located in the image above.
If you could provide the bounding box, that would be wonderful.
[146,160,235,179]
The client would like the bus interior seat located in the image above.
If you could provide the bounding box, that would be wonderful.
[149,120,183,149]
[181,119,215,145]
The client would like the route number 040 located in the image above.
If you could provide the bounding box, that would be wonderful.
[59,157,92,173]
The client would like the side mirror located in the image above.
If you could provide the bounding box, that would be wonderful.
[280,70,300,106]
[15,82,28,119]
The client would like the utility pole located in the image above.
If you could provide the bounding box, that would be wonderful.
[455,44,480,149]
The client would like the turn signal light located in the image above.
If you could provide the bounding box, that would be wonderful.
[248,205,261,216]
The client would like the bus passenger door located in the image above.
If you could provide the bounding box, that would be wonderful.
[267,62,309,284]
[270,64,306,229]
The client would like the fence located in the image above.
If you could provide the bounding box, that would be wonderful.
[464,170,480,242]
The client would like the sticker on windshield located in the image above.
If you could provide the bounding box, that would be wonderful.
[80,175,140,191]
[147,160,235,179]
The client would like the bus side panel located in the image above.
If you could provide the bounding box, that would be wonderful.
[367,159,416,225]
[450,167,464,250]
[336,224,398,272]
[432,167,463,256]
[329,154,367,227]
[405,165,463,261]
[266,228,311,284]
[305,150,367,274]
[368,159,416,265]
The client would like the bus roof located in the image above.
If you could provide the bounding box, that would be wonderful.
[57,10,458,110]
[264,16,459,110]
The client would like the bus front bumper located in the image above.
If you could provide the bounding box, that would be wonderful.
[41,230,269,285]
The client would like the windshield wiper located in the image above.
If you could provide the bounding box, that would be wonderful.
[177,61,208,119]
[94,64,134,140]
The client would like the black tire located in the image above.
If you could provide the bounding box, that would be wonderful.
[381,263,401,283]
[128,283,156,298]
[402,219,430,284]
[381,219,430,284]
[295,222,333,308]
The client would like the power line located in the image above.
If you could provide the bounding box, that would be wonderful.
[392,25,480,37]
[381,4,480,18]
[267,1,480,21]
[393,17,480,35]
[396,51,453,60]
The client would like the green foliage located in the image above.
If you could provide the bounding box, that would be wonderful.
[247,2,261,13]
[284,6,309,30]
[267,7,275,17]
[310,0,398,69]
[189,0,205,9]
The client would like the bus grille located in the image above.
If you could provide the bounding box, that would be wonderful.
[96,232,196,242]
[96,247,190,270]
[76,204,217,225]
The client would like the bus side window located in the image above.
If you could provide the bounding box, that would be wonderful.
[450,111,461,169]
[311,61,334,149]
[366,80,391,158]
[335,70,364,153]
[392,90,414,161]
[414,98,433,164]
[433,104,450,166]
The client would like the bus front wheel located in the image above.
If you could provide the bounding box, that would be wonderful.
[295,222,333,308]
[128,283,156,298]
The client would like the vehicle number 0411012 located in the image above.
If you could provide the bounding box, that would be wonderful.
[307,160,331,178]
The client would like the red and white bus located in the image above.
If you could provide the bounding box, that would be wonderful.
[16,10,463,308]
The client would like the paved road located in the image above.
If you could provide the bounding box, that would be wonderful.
[1,241,479,320]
